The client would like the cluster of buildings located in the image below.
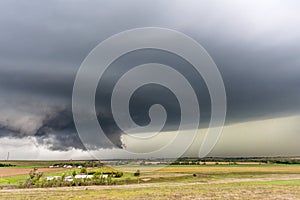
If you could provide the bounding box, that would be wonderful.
[48,165,83,169]
[46,174,108,182]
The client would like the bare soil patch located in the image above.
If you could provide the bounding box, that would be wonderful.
[0,168,64,177]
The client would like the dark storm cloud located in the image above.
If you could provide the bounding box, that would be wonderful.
[0,0,168,150]
[208,41,300,122]
[0,0,299,151]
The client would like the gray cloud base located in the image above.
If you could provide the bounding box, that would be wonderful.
[0,0,299,153]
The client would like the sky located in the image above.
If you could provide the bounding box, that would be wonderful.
[0,0,299,159]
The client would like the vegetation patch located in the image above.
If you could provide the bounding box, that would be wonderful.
[0,163,15,167]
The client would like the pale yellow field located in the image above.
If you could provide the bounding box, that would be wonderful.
[1,164,300,199]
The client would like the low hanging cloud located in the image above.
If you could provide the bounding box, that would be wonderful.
[0,100,62,136]
[0,98,83,150]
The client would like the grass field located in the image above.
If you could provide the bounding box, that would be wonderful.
[0,161,300,199]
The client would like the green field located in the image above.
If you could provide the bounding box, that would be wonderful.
[0,161,300,199]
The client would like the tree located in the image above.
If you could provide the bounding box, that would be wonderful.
[72,170,77,177]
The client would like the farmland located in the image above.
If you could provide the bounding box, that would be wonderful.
[0,160,300,199]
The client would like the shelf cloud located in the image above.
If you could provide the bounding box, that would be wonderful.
[0,0,299,158]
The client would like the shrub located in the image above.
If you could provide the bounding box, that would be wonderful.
[80,168,88,174]
[23,168,44,188]
[134,170,140,177]
[114,172,123,178]
[72,170,77,177]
